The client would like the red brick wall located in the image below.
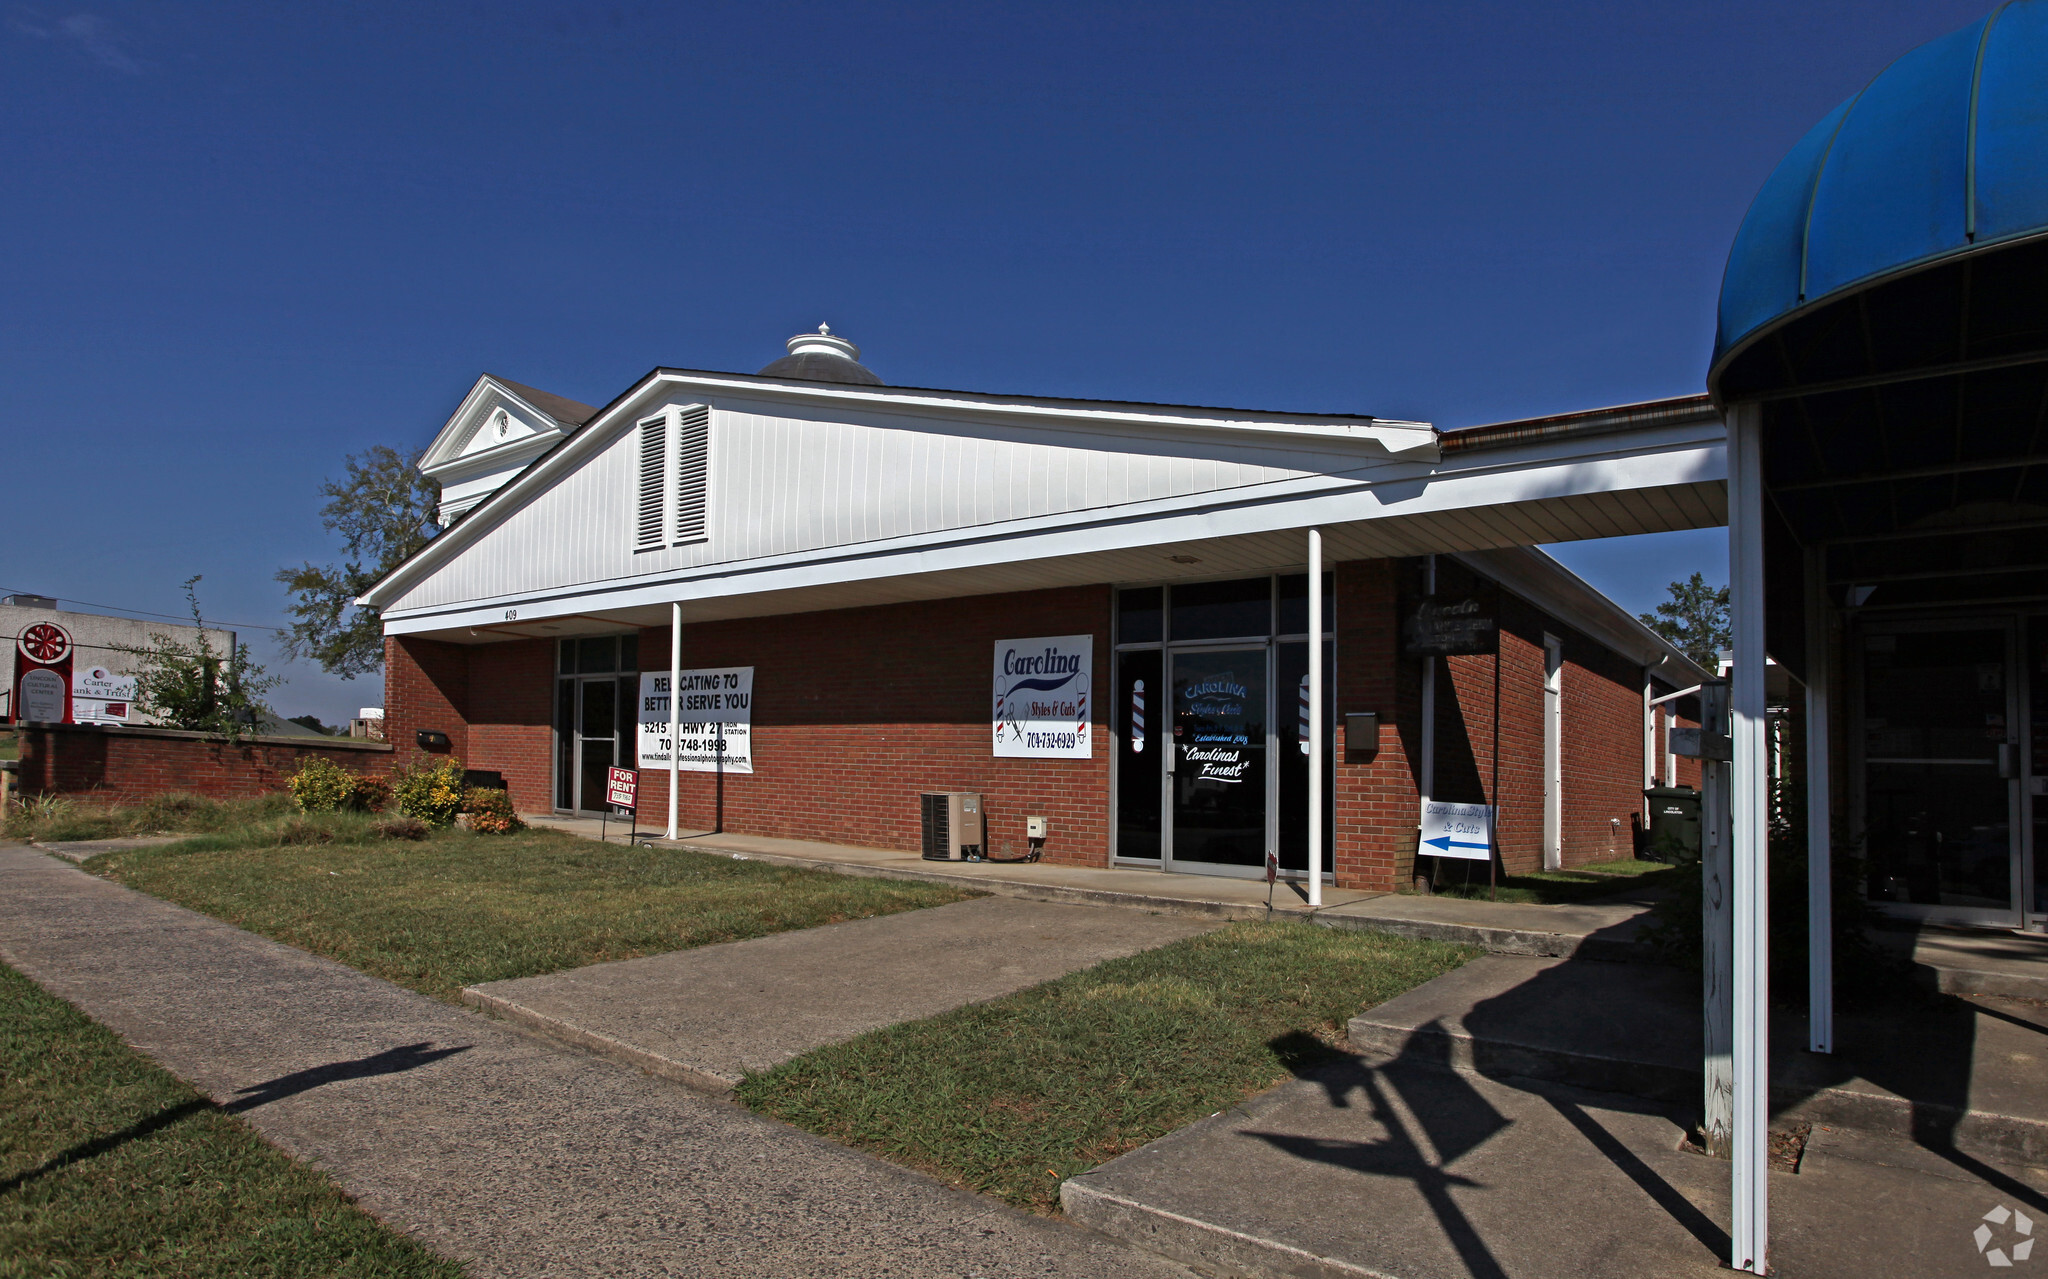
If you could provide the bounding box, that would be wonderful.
[1417,559,1663,875]
[467,639,554,815]
[1333,559,1417,893]
[380,558,1666,889]
[385,635,470,770]
[15,724,393,805]
[629,586,1113,865]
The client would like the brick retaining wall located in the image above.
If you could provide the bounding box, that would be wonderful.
[14,723,394,805]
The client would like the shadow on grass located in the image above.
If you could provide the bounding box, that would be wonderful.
[1,1040,469,1198]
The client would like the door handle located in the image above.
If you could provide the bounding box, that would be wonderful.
[1998,742,2018,780]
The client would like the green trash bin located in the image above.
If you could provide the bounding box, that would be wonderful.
[1642,785,1701,863]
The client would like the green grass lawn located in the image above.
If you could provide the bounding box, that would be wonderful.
[0,960,464,1278]
[77,804,975,1001]
[737,921,1476,1214]
[1409,856,1677,905]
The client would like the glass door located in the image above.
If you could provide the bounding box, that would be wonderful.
[576,679,618,814]
[1167,647,1269,877]
[1858,620,2022,926]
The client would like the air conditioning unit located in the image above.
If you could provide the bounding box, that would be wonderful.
[920,791,985,861]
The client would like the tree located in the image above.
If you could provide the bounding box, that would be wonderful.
[1640,571,1731,669]
[276,445,440,679]
[287,714,339,735]
[127,576,281,742]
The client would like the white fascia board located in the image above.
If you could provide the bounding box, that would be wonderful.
[418,376,576,476]
[378,419,1725,634]
[1451,545,1715,681]
[364,369,1439,610]
[650,371,1441,458]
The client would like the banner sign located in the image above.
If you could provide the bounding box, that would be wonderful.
[1404,596,1497,656]
[605,766,638,809]
[73,666,137,725]
[1419,800,1495,862]
[993,635,1093,758]
[637,667,754,773]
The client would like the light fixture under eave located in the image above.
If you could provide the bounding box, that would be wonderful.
[1167,554,1201,565]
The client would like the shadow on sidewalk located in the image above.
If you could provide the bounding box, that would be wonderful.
[0,1040,470,1198]
[1242,1025,1729,1279]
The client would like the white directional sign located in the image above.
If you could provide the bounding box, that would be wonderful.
[1419,800,1495,862]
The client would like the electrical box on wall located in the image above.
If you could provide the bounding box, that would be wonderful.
[1026,815,1048,839]
[1344,712,1379,763]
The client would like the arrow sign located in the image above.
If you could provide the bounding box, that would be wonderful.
[1420,800,1495,862]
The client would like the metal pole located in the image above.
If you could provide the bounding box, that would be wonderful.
[1700,679,1732,1160]
[1419,556,1436,893]
[1804,544,1834,1054]
[668,602,682,840]
[1727,401,1770,1274]
[1308,528,1324,908]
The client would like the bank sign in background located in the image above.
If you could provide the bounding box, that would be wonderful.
[993,635,1092,758]
[638,667,755,773]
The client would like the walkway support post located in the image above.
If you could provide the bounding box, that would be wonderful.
[668,602,682,840]
[1700,678,1732,1161]
[1804,544,1833,1054]
[1727,401,1770,1274]
[1308,527,1324,909]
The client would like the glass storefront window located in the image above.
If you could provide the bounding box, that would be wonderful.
[1169,577,1271,641]
[1118,586,1163,645]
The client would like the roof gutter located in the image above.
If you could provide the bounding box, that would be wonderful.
[1441,394,1718,455]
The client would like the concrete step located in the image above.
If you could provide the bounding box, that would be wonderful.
[1346,954,2048,1168]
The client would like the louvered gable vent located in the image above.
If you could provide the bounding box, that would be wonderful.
[634,412,669,551]
[673,405,709,543]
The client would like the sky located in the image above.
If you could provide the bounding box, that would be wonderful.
[1,0,1994,725]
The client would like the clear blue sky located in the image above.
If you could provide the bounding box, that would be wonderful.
[2,1,1989,724]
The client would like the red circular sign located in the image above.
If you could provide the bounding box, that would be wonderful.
[18,621,72,665]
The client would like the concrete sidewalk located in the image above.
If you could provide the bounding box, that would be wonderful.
[464,896,1216,1093]
[0,843,1192,1278]
[1066,1048,2047,1279]
[528,816,1658,962]
[1068,952,2048,1277]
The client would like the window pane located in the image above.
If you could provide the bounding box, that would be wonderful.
[578,637,616,674]
[1118,587,1163,644]
[559,640,576,675]
[619,634,639,673]
[1170,577,1270,641]
[1277,573,1334,636]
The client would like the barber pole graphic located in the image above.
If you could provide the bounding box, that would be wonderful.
[1131,679,1145,752]
[1298,674,1311,754]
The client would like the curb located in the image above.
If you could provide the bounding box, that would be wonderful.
[460,986,739,1098]
[1061,1179,1397,1279]
[676,842,1654,962]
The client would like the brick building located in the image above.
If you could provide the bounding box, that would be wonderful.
[366,330,1713,893]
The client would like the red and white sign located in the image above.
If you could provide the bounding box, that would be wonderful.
[605,766,639,809]
[13,619,74,723]
[74,666,138,725]
[18,621,72,666]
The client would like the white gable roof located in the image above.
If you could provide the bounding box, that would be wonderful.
[418,374,597,525]
[363,368,1725,641]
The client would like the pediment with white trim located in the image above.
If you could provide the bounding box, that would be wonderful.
[419,374,595,525]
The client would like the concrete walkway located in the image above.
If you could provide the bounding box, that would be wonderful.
[0,843,1192,1278]
[527,816,1657,962]
[1066,1050,2047,1279]
[1069,952,2048,1278]
[465,897,1217,1093]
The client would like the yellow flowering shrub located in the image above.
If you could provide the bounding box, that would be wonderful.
[392,756,466,828]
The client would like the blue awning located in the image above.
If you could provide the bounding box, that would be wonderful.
[1712,2,2048,385]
